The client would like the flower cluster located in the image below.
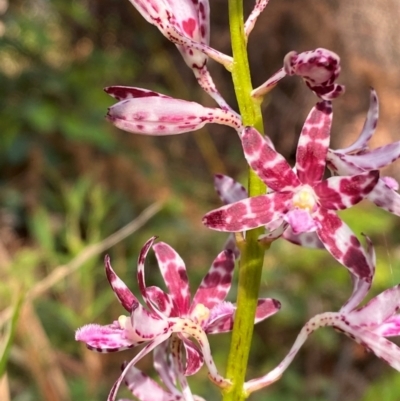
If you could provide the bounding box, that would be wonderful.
[76,0,400,400]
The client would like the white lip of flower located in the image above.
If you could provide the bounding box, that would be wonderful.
[190,303,210,326]
[292,186,317,211]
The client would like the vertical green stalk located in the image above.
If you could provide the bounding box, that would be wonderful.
[222,1,267,400]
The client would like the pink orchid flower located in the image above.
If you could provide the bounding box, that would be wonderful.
[252,48,345,100]
[214,173,325,250]
[126,0,232,109]
[76,237,280,400]
[245,241,400,394]
[203,101,379,282]
[105,86,242,136]
[327,88,400,216]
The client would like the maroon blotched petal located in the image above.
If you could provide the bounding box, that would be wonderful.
[340,235,375,314]
[153,242,191,315]
[255,298,282,323]
[191,250,235,310]
[295,101,332,185]
[315,209,374,281]
[203,192,293,232]
[104,255,139,312]
[180,337,204,376]
[214,174,247,204]
[75,323,135,352]
[146,286,174,317]
[338,88,379,154]
[244,0,271,37]
[241,127,300,192]
[284,48,344,100]
[315,171,379,210]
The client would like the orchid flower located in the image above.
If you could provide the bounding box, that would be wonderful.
[203,101,379,283]
[76,237,280,400]
[105,86,242,136]
[327,88,400,216]
[214,173,324,250]
[252,48,345,100]
[244,241,400,394]
[126,0,232,109]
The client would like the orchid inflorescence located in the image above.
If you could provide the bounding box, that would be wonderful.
[75,1,400,400]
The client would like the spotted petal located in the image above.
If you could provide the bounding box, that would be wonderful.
[336,88,379,154]
[153,242,190,315]
[75,323,135,352]
[315,209,374,281]
[367,179,400,216]
[244,0,271,38]
[203,192,293,232]
[104,255,139,312]
[314,171,379,210]
[214,174,247,204]
[241,126,300,192]
[295,101,332,185]
[192,249,235,310]
[106,88,241,136]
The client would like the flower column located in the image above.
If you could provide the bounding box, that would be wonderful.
[222,1,266,400]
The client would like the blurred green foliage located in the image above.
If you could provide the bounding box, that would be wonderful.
[1,1,400,401]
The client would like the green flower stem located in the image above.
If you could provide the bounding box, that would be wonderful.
[222,1,267,400]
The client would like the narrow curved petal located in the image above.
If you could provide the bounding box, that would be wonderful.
[192,249,235,310]
[367,179,400,216]
[179,336,204,376]
[153,341,179,396]
[153,242,190,315]
[341,235,375,314]
[137,237,159,313]
[295,101,332,185]
[107,332,172,401]
[314,171,379,210]
[123,365,180,401]
[315,209,374,281]
[145,286,174,316]
[338,88,379,154]
[214,174,247,204]
[75,323,135,352]
[241,127,300,192]
[203,192,293,232]
[107,96,240,136]
[104,255,139,312]
[244,0,270,38]
[337,142,400,171]
[348,285,400,330]
[334,324,400,371]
